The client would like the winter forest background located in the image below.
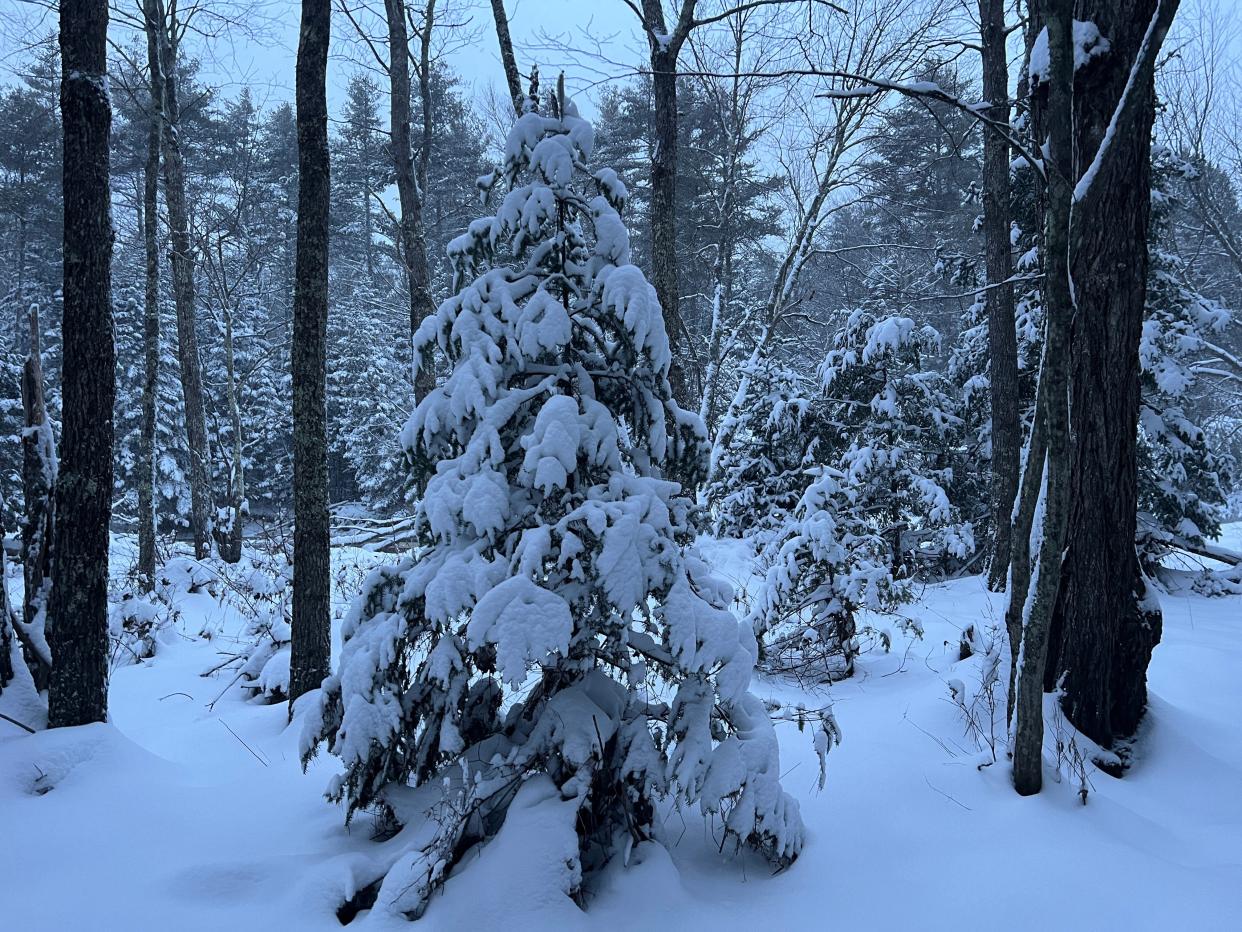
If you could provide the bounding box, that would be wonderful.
[2,0,1241,928]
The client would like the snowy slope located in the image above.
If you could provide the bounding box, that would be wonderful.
[1,532,1239,930]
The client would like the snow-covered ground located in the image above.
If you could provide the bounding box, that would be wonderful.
[2,531,1240,930]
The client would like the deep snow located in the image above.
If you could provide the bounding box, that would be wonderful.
[2,531,1240,931]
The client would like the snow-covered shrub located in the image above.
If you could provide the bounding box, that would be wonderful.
[302,85,814,918]
[750,308,973,680]
[232,550,294,702]
[108,591,176,668]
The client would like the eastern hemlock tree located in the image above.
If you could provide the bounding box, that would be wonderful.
[750,308,973,680]
[301,89,810,919]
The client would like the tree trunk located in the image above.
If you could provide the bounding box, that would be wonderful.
[220,303,244,564]
[139,0,163,591]
[385,0,436,404]
[1045,0,1179,750]
[648,43,692,405]
[488,0,524,115]
[48,0,115,728]
[155,6,213,560]
[979,0,1020,592]
[21,302,54,691]
[1011,0,1074,797]
[289,0,333,709]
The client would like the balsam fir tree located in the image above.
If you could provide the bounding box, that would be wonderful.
[751,307,973,680]
[302,79,811,918]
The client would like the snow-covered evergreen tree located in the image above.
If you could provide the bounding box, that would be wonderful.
[1134,151,1235,564]
[704,351,817,543]
[301,83,812,917]
[750,308,973,679]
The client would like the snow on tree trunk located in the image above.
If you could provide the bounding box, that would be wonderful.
[301,83,816,919]
[20,301,55,692]
[1045,0,1180,751]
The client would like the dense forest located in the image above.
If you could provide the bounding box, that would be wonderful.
[2,0,1241,927]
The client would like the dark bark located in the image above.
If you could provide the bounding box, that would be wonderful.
[48,0,115,728]
[642,0,693,405]
[1011,0,1074,797]
[155,5,213,560]
[385,0,435,403]
[21,302,54,691]
[219,304,244,564]
[979,0,1020,592]
[138,0,163,591]
[488,0,524,116]
[289,0,333,708]
[1045,0,1180,749]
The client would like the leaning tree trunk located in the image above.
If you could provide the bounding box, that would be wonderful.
[979,0,1020,593]
[47,0,115,728]
[155,11,213,560]
[138,0,163,591]
[20,303,55,692]
[488,0,524,115]
[1011,0,1074,797]
[1045,0,1180,751]
[289,0,333,709]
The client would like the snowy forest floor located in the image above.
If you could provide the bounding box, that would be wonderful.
[3,528,1241,931]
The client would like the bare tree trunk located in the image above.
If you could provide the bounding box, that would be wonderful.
[385,0,436,404]
[14,216,28,354]
[20,302,54,691]
[644,10,692,405]
[488,0,524,115]
[48,0,115,728]
[138,0,163,591]
[979,0,1020,592]
[289,0,333,709]
[155,6,213,560]
[1011,0,1074,797]
[220,302,244,564]
[1045,0,1179,751]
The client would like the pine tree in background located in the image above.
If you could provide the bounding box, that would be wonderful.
[301,85,810,918]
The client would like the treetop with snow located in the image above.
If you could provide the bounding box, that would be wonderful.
[300,81,818,918]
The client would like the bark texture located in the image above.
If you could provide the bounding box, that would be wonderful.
[1011,0,1074,797]
[155,6,213,559]
[1044,0,1180,750]
[21,303,54,691]
[48,0,115,728]
[640,0,694,405]
[385,0,435,403]
[488,0,524,115]
[979,0,1020,592]
[139,0,163,590]
[289,0,333,708]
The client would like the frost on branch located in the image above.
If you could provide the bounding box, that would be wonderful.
[301,82,805,919]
